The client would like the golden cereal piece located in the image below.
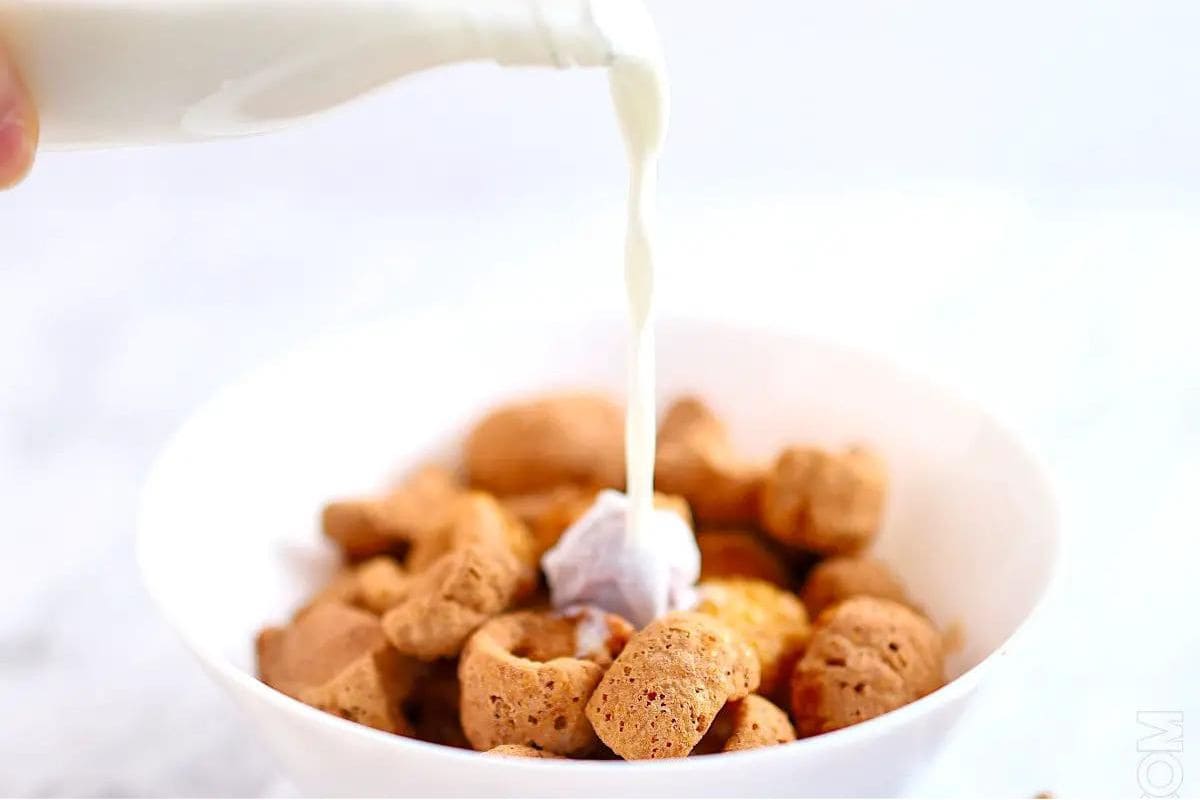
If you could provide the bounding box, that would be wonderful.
[791,597,943,736]
[801,555,909,617]
[460,610,632,756]
[465,393,625,495]
[655,398,763,526]
[321,465,462,559]
[695,579,810,697]
[381,543,523,660]
[696,530,790,588]
[693,695,796,754]
[486,744,565,759]
[586,612,760,760]
[256,602,419,735]
[407,492,539,597]
[760,446,887,556]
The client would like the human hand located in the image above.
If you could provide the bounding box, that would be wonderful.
[1,47,37,188]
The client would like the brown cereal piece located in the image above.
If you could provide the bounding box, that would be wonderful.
[502,485,599,559]
[459,610,632,756]
[791,597,943,736]
[256,602,418,734]
[486,744,564,759]
[586,612,760,760]
[322,465,462,559]
[655,397,763,526]
[404,659,471,748]
[381,541,523,660]
[697,530,790,588]
[465,393,625,495]
[695,579,810,697]
[693,695,796,754]
[801,555,909,617]
[760,446,887,556]
[408,492,539,596]
[354,556,411,615]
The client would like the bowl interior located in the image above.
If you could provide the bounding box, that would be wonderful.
[139,315,1056,705]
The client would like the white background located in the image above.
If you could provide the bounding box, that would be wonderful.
[1,1,1198,796]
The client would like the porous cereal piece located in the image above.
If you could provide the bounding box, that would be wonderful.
[791,597,943,736]
[655,397,763,526]
[696,530,790,588]
[459,610,633,756]
[405,659,471,748]
[256,602,419,734]
[586,611,760,760]
[408,492,539,596]
[801,555,909,617]
[486,744,564,759]
[465,393,625,495]
[322,465,462,558]
[354,556,411,615]
[694,578,810,697]
[693,695,796,754]
[381,542,524,660]
[760,446,887,556]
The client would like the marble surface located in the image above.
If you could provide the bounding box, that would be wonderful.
[2,2,1199,795]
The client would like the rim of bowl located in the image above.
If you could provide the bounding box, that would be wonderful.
[136,311,1062,773]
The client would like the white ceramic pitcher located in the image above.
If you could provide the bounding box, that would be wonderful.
[0,0,649,147]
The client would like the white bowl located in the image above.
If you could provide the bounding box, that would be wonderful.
[138,314,1059,797]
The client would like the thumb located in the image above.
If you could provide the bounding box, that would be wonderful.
[0,48,37,189]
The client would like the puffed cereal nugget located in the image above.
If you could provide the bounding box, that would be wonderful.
[586,611,760,760]
[694,578,810,697]
[801,555,910,617]
[760,446,887,556]
[460,610,633,755]
[655,398,763,525]
[256,602,419,735]
[791,597,943,736]
[486,744,564,759]
[465,393,625,495]
[696,529,791,588]
[322,465,462,559]
[692,694,796,754]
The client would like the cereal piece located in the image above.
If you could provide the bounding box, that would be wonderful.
[256,602,418,734]
[791,597,943,736]
[693,695,796,754]
[404,659,471,748]
[760,446,887,556]
[502,485,599,559]
[322,465,462,558]
[697,530,790,588]
[408,492,539,596]
[695,579,810,697]
[486,744,564,759]
[465,393,625,495]
[801,555,909,617]
[655,398,763,526]
[586,612,760,760]
[459,610,632,755]
[354,556,411,615]
[381,543,524,660]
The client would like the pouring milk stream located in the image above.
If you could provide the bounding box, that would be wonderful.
[0,0,696,626]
